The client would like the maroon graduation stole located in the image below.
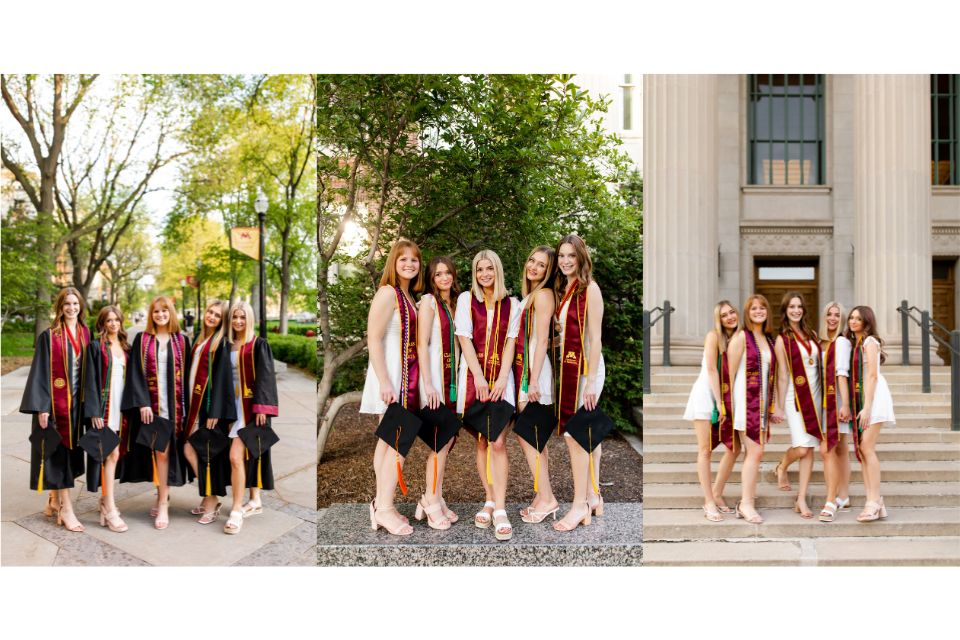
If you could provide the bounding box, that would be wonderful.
[710,349,735,450]
[50,324,90,449]
[744,331,776,445]
[100,341,130,457]
[850,336,866,462]
[819,337,841,452]
[513,302,534,400]
[186,337,215,435]
[556,286,588,434]
[784,331,823,442]
[435,296,457,410]
[141,332,187,434]
[463,294,511,415]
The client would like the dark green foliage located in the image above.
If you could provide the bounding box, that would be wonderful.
[267,334,319,375]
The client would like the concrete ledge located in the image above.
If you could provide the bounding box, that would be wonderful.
[317,502,642,566]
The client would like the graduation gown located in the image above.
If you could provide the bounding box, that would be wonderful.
[188,337,237,497]
[20,328,99,490]
[120,331,192,486]
[84,340,129,493]
[235,337,279,490]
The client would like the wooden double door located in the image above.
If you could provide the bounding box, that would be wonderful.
[933,259,957,364]
[754,258,819,333]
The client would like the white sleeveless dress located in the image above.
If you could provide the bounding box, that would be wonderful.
[733,338,771,433]
[107,353,125,433]
[860,336,896,425]
[516,295,553,406]
[783,337,822,448]
[453,291,522,411]
[360,307,407,416]
[418,294,459,406]
[556,292,604,411]
[683,352,716,421]
[823,336,853,435]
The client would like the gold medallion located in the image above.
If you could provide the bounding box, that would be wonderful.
[795,375,806,386]
[53,377,67,389]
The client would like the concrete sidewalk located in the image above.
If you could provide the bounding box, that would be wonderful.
[1,360,318,566]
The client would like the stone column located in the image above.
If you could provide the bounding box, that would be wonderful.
[643,75,719,365]
[854,75,932,363]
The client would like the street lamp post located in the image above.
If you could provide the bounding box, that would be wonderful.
[195,259,202,335]
[179,278,187,321]
[254,191,268,338]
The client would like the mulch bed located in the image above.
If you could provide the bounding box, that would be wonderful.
[1,357,31,376]
[317,405,643,509]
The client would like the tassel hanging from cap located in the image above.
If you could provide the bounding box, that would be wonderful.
[589,427,599,494]
[152,452,159,486]
[432,428,439,495]
[37,441,45,493]
[395,430,408,496]
[485,419,493,485]
[533,429,540,493]
[100,464,106,497]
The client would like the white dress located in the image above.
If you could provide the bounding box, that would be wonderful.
[823,336,852,435]
[229,350,244,437]
[683,351,717,421]
[454,291,522,411]
[360,306,407,416]
[516,295,553,406]
[556,291,605,412]
[783,337,822,448]
[156,342,170,419]
[418,294,458,406]
[107,353,125,433]
[733,338,772,433]
[860,336,896,425]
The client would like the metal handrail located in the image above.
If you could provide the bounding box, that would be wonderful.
[642,300,675,394]
[896,300,960,431]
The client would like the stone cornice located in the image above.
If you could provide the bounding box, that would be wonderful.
[740,225,833,236]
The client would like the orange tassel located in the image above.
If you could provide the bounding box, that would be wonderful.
[396,429,407,496]
[432,428,439,495]
[100,464,106,497]
[152,452,159,486]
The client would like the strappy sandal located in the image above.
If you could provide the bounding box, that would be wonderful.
[775,462,792,491]
[857,497,887,522]
[588,494,604,517]
[149,494,170,518]
[836,496,851,511]
[43,492,60,518]
[223,509,243,534]
[794,498,814,519]
[474,501,495,529]
[99,497,128,533]
[241,499,263,518]
[521,502,559,524]
[492,509,513,541]
[553,503,592,532]
[735,500,763,524]
[703,505,723,522]
[439,499,458,523]
[415,496,451,530]
[197,502,222,525]
[819,501,837,523]
[714,497,734,514]
[190,501,207,516]
[368,500,413,536]
[57,507,85,533]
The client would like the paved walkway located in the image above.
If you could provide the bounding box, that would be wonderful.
[1,359,317,566]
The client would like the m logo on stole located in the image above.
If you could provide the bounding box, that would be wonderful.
[564,350,578,364]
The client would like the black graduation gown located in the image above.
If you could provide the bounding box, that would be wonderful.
[189,338,237,497]
[242,337,279,491]
[19,329,99,490]
[120,331,192,486]
[84,340,128,493]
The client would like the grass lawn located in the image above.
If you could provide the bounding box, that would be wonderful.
[1,332,35,358]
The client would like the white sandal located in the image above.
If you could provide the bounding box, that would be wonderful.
[241,499,263,518]
[493,509,513,541]
[224,510,244,534]
[836,496,851,511]
[474,501,495,529]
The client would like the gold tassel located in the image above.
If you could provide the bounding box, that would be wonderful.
[37,441,44,493]
[152,452,159,486]
[257,458,263,489]
[589,427,599,494]
[486,445,492,486]
[534,453,540,493]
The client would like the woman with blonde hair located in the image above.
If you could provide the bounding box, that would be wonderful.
[122,295,191,529]
[361,239,424,536]
[683,300,741,521]
[514,245,559,524]
[223,300,279,535]
[86,305,131,532]
[181,300,237,525]
[727,294,778,524]
[20,287,99,533]
[817,301,853,522]
[552,234,605,533]
[455,248,521,540]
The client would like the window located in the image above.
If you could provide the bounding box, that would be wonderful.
[621,74,635,131]
[748,74,825,185]
[932,74,959,186]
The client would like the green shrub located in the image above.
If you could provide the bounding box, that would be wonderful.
[267,334,319,376]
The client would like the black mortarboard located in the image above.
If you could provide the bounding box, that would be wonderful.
[188,427,231,463]
[78,427,120,463]
[135,415,174,452]
[29,426,62,459]
[374,403,422,496]
[417,404,461,453]
[513,402,555,454]
[462,399,514,486]
[564,406,614,454]
[236,424,280,459]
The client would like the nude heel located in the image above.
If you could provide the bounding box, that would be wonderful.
[878,497,887,519]
[369,500,379,531]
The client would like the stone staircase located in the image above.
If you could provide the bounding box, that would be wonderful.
[642,365,960,566]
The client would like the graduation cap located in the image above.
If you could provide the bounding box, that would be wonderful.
[237,424,280,490]
[462,399,514,485]
[512,402,556,492]
[375,403,422,496]
[135,416,174,486]
[78,427,120,462]
[563,406,615,494]
[188,427,231,497]
[29,427,61,495]
[416,404,462,494]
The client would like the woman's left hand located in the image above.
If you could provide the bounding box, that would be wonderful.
[857,406,871,431]
[255,413,267,426]
[490,378,508,402]
[206,418,218,429]
[526,382,541,403]
[92,417,104,430]
[583,381,598,411]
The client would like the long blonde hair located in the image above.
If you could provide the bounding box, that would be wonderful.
[820,301,846,341]
[713,300,739,353]
[470,249,508,302]
[520,245,556,302]
[198,300,228,351]
[228,300,257,345]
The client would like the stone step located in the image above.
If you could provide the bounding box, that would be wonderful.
[642,460,960,484]
[646,382,953,395]
[643,507,960,540]
[643,391,952,405]
[650,365,952,377]
[642,537,960,566]
[643,427,960,444]
[641,414,954,429]
[645,442,960,463]
[315,502,642,566]
[644,481,960,509]
[642,401,952,417]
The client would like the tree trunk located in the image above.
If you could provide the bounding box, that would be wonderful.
[317,390,362,463]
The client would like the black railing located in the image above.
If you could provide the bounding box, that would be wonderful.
[642,300,675,394]
[896,300,960,431]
